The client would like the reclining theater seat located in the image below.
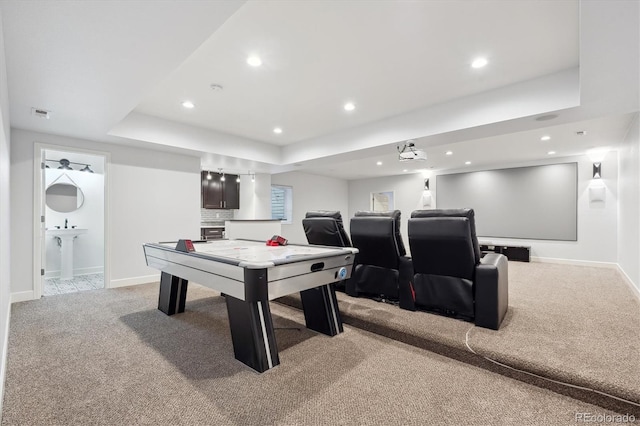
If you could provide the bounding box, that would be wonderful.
[302,210,352,248]
[302,210,352,292]
[347,210,412,301]
[403,209,509,330]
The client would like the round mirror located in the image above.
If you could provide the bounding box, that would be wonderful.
[45,183,84,213]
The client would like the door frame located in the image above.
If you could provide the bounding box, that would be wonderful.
[33,143,111,298]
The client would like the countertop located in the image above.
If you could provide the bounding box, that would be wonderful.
[201,222,225,228]
[226,219,281,222]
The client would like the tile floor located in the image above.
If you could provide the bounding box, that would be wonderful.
[43,273,104,296]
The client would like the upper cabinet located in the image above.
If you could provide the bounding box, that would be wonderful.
[201,171,240,209]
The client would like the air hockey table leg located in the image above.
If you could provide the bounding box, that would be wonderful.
[225,295,280,373]
[300,283,343,336]
[158,272,188,315]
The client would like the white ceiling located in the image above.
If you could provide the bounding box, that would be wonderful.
[1,0,638,180]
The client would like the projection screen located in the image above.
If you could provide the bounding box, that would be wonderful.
[436,163,577,241]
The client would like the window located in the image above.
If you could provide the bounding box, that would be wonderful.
[271,185,293,224]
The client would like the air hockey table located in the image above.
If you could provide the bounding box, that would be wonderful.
[143,239,357,372]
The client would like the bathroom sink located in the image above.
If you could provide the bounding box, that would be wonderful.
[47,228,88,237]
[47,228,88,279]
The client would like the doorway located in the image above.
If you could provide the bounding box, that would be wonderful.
[34,145,108,297]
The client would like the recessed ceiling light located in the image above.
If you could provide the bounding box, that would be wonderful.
[471,57,488,69]
[465,161,471,165]
[273,127,282,134]
[403,169,408,172]
[548,151,556,155]
[247,55,262,67]
[445,151,453,156]
[541,136,551,141]
[376,161,382,166]
[344,102,356,111]
[181,101,195,109]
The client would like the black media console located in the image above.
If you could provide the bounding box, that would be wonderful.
[479,243,531,262]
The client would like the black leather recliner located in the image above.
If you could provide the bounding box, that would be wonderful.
[302,210,352,248]
[347,210,412,301]
[401,209,508,330]
[303,211,352,292]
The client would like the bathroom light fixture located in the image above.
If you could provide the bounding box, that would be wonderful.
[376,161,382,166]
[206,171,212,180]
[344,102,355,111]
[181,101,195,109]
[445,151,453,156]
[593,163,602,179]
[57,159,73,170]
[465,161,471,165]
[251,174,255,182]
[46,158,94,172]
[540,136,551,141]
[547,151,556,155]
[273,127,283,134]
[236,175,241,183]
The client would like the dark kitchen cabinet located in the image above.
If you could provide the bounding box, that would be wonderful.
[201,171,240,209]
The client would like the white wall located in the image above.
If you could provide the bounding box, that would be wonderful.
[270,171,349,245]
[349,153,619,264]
[349,173,426,249]
[234,173,272,220]
[10,129,201,295]
[0,7,11,416]
[45,168,105,277]
[618,114,640,292]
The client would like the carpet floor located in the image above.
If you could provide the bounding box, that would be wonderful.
[2,279,637,425]
[276,262,640,413]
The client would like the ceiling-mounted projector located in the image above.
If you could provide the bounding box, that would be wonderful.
[397,140,427,162]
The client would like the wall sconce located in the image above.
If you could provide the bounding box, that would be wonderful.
[422,178,431,207]
[592,163,602,179]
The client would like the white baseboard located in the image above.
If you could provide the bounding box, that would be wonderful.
[10,290,35,304]
[530,256,618,269]
[45,266,104,279]
[109,274,160,289]
[617,264,640,301]
[0,299,11,417]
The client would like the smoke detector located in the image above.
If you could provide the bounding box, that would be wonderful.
[31,108,50,119]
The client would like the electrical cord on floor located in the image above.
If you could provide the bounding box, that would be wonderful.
[464,325,640,408]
